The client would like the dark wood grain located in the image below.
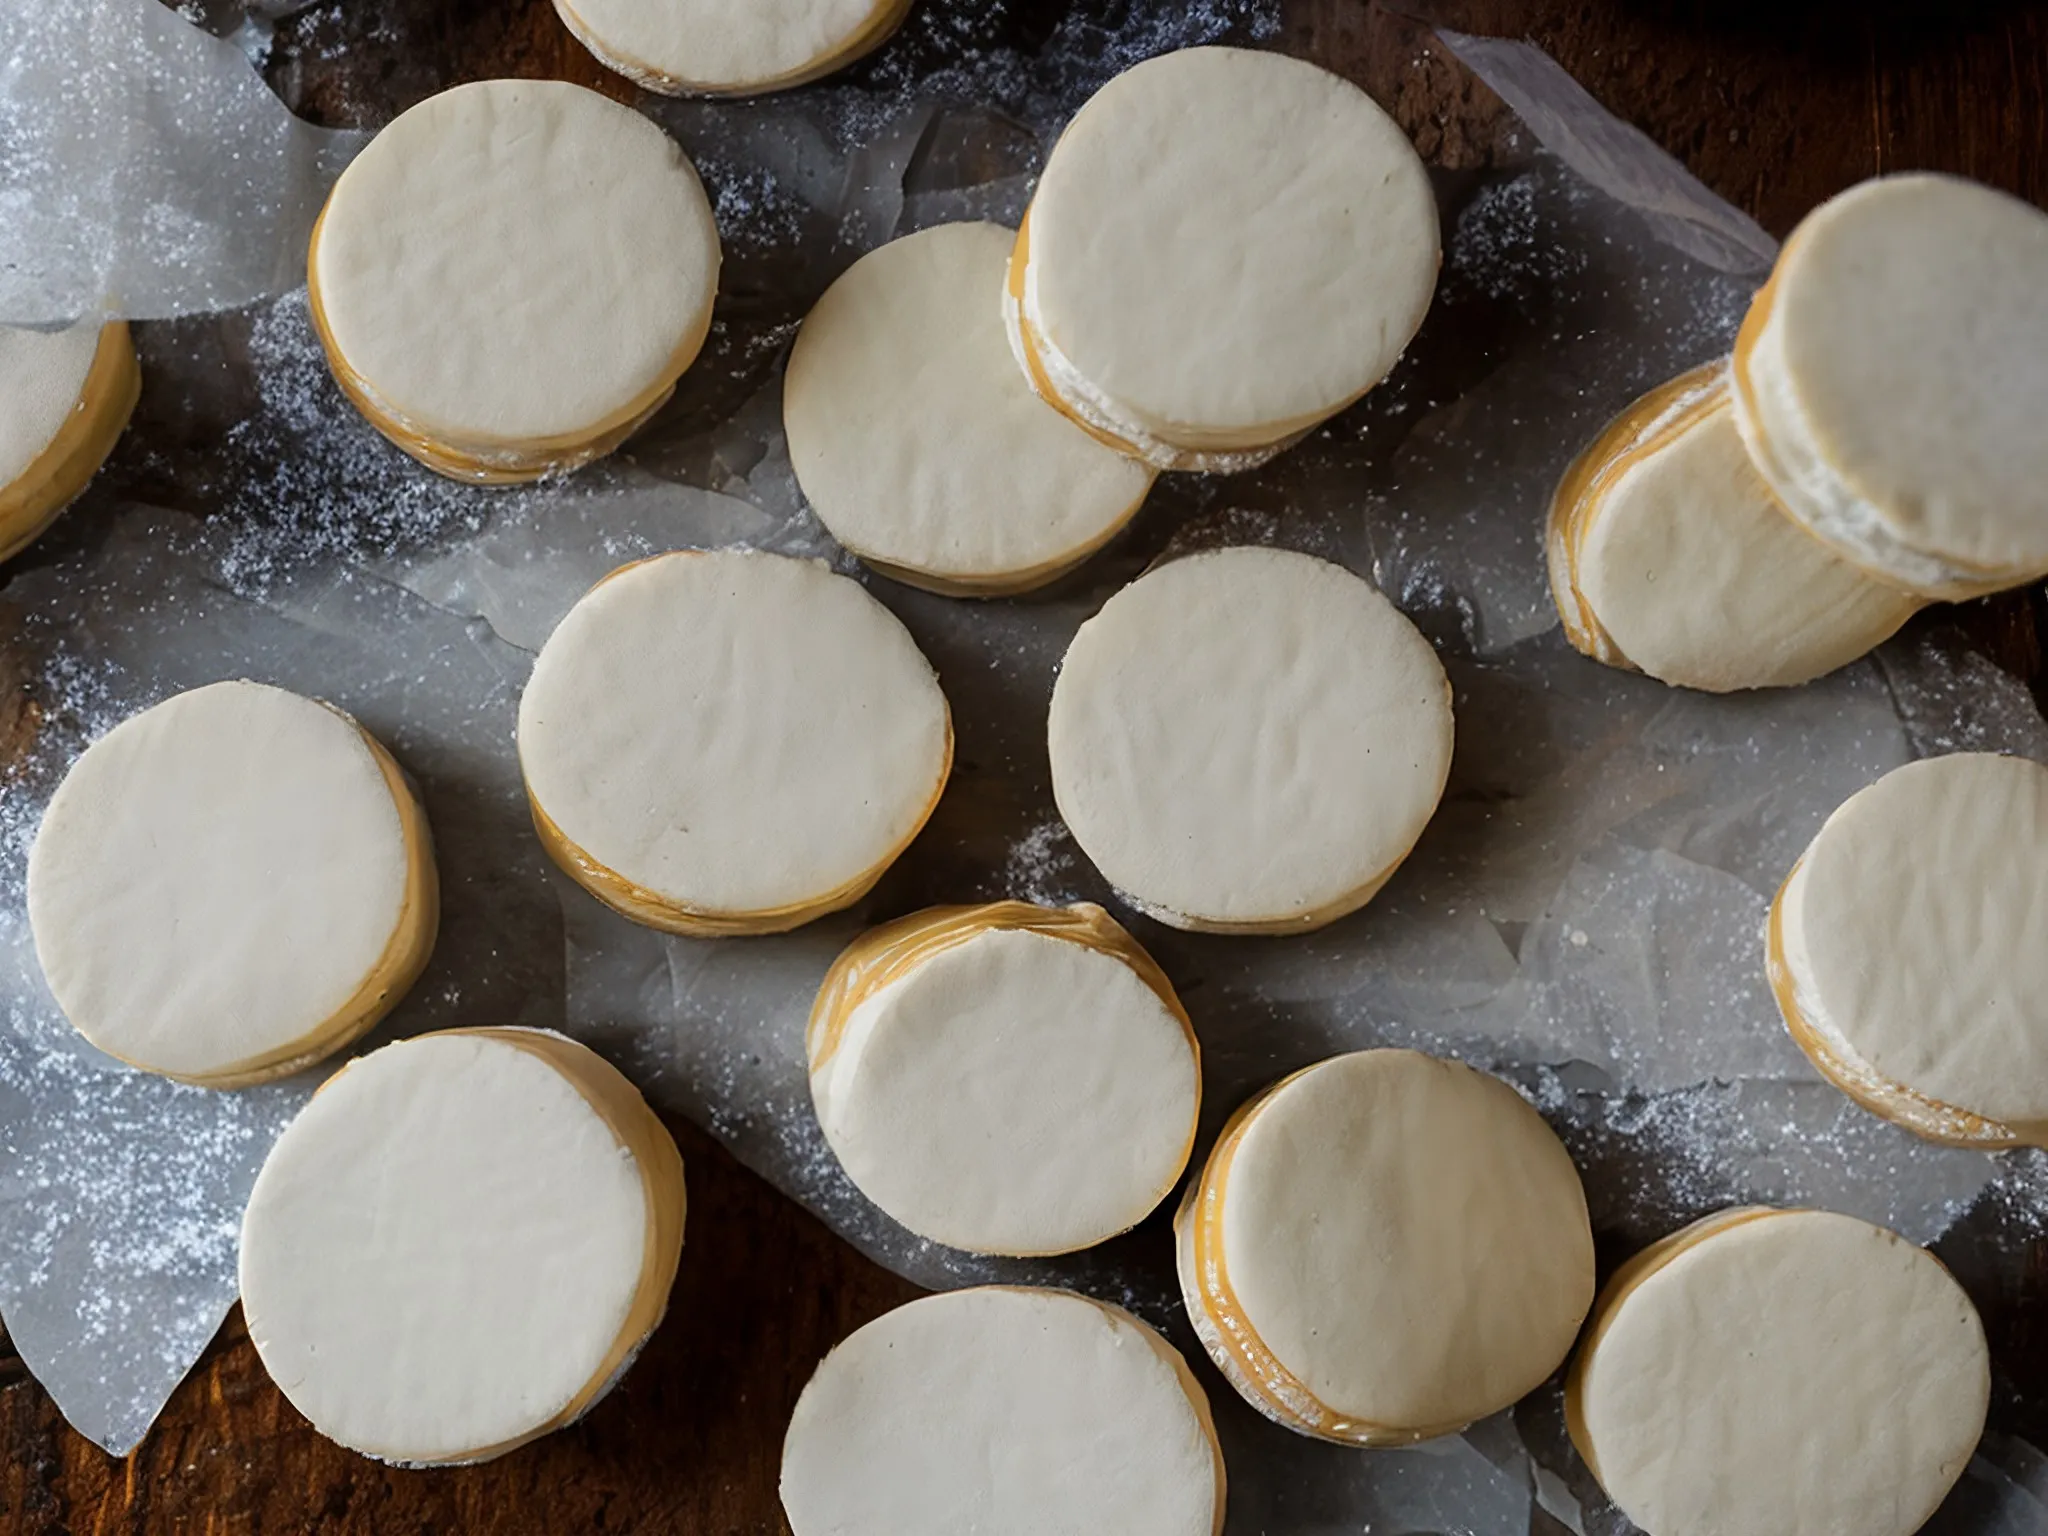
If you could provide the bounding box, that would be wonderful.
[3,2,2046,1532]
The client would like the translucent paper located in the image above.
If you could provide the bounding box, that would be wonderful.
[0,10,2040,1531]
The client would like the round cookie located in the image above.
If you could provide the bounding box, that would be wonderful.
[0,322,139,563]
[519,548,952,936]
[554,0,912,96]
[807,901,1200,1256]
[1731,173,2048,599]
[1007,47,1438,471]
[781,1287,1224,1536]
[309,79,721,484]
[1175,1048,1594,1444]
[1548,362,1919,692]
[1568,1207,1988,1536]
[240,1027,686,1465]
[1768,752,2048,1147]
[1047,546,1453,933]
[26,680,438,1088]
[785,223,1155,596]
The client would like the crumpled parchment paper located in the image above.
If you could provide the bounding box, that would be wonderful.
[0,6,2042,1530]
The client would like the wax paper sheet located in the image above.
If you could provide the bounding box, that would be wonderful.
[0,5,2044,1529]
[0,0,359,325]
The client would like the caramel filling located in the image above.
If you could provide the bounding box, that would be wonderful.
[0,322,141,562]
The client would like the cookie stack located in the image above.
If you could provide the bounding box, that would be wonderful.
[1551,173,2048,692]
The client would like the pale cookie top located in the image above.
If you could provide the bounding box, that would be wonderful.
[1024,47,1437,442]
[1048,546,1453,927]
[27,680,413,1080]
[1219,1050,1594,1431]
[0,323,102,488]
[1577,1209,1987,1536]
[781,1287,1221,1536]
[1574,375,1917,692]
[313,79,720,444]
[558,0,895,92]
[785,223,1153,586]
[519,549,951,916]
[812,924,1198,1255]
[239,1031,650,1464]
[1739,174,2048,590]
[1778,752,2048,1128]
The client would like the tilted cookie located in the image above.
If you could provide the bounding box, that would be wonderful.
[1548,361,1918,691]
[1006,47,1437,472]
[1731,174,2048,599]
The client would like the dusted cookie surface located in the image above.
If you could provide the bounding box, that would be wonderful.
[1048,546,1452,932]
[555,0,911,96]
[1176,1049,1594,1444]
[0,322,139,562]
[27,680,437,1087]
[1769,752,2048,1145]
[519,548,952,935]
[1549,362,1917,692]
[1569,1207,1987,1536]
[310,79,720,482]
[781,1287,1223,1536]
[807,902,1199,1255]
[1731,173,2048,598]
[785,223,1154,595]
[240,1028,686,1465]
[1009,47,1436,468]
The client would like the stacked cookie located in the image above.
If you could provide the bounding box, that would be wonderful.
[1551,173,2048,692]
[784,45,1441,593]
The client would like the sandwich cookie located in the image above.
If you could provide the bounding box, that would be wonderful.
[1568,1207,1988,1536]
[1176,1049,1595,1445]
[785,223,1156,596]
[519,548,952,936]
[781,1286,1224,1536]
[807,901,1200,1256]
[1548,361,1918,692]
[1731,173,2048,599]
[241,1028,686,1465]
[554,0,913,96]
[1006,47,1438,472]
[1048,546,1453,933]
[26,680,437,1088]
[0,322,139,563]
[1768,752,2048,1147]
[309,79,721,483]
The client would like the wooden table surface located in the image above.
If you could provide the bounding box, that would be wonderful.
[4,1,2047,1531]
